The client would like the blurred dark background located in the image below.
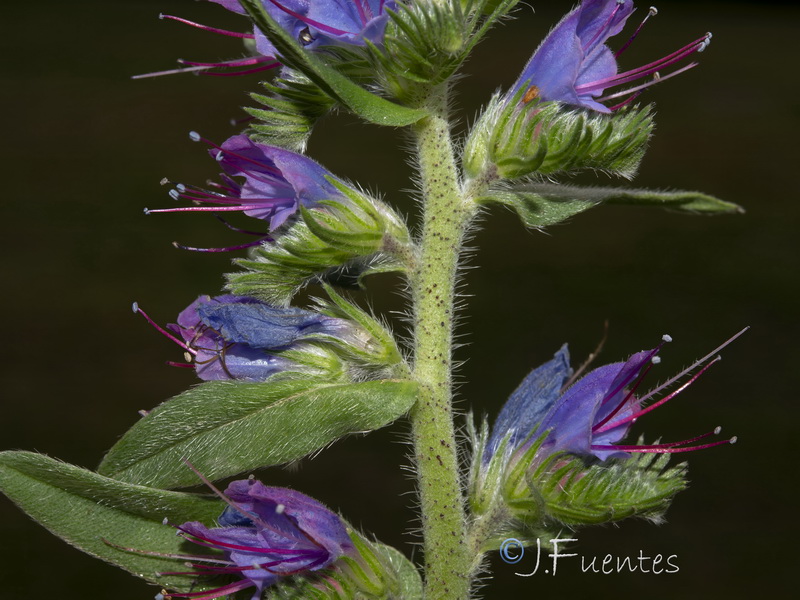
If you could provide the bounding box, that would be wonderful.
[2,1,797,598]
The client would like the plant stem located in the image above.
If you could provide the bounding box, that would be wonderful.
[410,83,476,599]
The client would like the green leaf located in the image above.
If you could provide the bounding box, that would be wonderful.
[481,182,743,228]
[99,378,419,488]
[238,0,425,126]
[373,543,423,599]
[0,451,222,593]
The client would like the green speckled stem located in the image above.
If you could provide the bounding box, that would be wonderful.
[410,84,476,599]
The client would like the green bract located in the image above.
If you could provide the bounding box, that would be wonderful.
[228,180,411,305]
[464,91,653,181]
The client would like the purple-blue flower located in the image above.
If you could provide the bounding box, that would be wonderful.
[488,333,742,464]
[159,479,353,599]
[511,0,711,112]
[134,294,348,381]
[137,1,395,78]
[211,0,397,56]
[146,133,348,251]
[484,345,572,461]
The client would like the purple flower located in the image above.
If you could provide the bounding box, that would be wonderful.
[146,134,348,251]
[137,1,395,79]
[511,0,711,112]
[159,479,353,599]
[134,14,280,79]
[211,0,397,56]
[488,332,743,464]
[484,345,572,461]
[133,294,348,381]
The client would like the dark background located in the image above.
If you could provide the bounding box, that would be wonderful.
[2,1,797,598]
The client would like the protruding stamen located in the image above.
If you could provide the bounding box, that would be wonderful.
[214,215,270,237]
[180,460,274,532]
[592,430,736,453]
[615,5,658,57]
[133,303,195,354]
[608,90,642,111]
[579,34,711,94]
[189,131,201,142]
[132,56,279,79]
[596,62,698,102]
[585,0,627,51]
[698,32,712,52]
[266,0,354,36]
[172,239,269,253]
[159,14,255,39]
[636,327,748,405]
[663,334,672,342]
[131,64,209,79]
[595,355,721,433]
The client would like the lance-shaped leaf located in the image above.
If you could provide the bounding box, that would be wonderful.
[0,451,222,593]
[98,378,418,488]
[239,0,425,127]
[480,182,743,228]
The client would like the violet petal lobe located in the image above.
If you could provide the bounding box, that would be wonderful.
[174,480,353,599]
[214,0,396,57]
[485,345,572,460]
[214,134,346,230]
[513,0,634,112]
[538,361,633,460]
[197,298,338,349]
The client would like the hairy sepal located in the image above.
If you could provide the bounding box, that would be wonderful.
[529,444,688,527]
[227,183,411,305]
[464,91,653,181]
[368,0,521,101]
[312,284,407,377]
[238,0,425,127]
[248,69,337,151]
[263,531,422,599]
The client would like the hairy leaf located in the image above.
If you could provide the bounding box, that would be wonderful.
[482,183,743,228]
[99,378,418,488]
[0,451,222,592]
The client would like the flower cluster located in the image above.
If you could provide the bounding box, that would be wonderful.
[157,478,354,599]
[134,294,352,381]
[510,0,711,112]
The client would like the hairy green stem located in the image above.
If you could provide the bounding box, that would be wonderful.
[410,84,476,599]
